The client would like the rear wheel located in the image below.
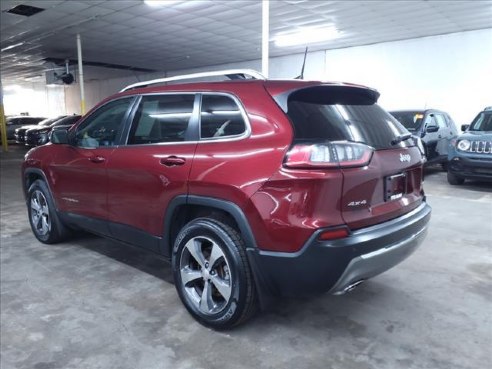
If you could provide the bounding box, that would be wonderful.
[27,180,70,243]
[172,218,257,329]
[447,171,465,185]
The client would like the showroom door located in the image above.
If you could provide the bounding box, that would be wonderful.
[106,93,198,251]
[49,97,135,233]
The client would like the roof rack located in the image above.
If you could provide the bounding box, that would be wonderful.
[120,69,266,92]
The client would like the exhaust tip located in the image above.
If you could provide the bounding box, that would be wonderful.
[333,280,365,295]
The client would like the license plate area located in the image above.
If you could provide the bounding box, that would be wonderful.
[385,173,407,201]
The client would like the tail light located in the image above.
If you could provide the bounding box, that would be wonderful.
[284,141,374,169]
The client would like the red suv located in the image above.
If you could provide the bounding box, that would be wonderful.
[22,70,431,329]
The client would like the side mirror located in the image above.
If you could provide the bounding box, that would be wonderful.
[50,127,69,144]
[426,125,439,133]
[461,124,470,132]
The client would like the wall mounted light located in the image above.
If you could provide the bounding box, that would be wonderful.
[144,0,180,6]
[274,26,340,47]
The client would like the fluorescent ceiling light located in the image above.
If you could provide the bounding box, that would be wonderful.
[144,0,180,6]
[274,27,340,47]
[1,42,24,52]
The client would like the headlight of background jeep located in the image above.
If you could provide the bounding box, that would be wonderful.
[457,139,471,151]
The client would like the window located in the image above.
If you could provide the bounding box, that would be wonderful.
[288,101,410,149]
[424,114,437,127]
[200,95,246,139]
[434,114,448,128]
[128,94,195,144]
[75,97,133,148]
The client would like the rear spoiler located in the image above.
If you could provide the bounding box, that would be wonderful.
[270,84,380,113]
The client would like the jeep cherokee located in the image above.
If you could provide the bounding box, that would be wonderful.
[22,69,431,329]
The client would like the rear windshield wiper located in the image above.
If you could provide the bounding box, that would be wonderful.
[391,133,412,145]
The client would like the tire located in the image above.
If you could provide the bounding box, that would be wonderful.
[27,180,71,244]
[447,171,465,185]
[172,218,257,329]
[441,162,448,171]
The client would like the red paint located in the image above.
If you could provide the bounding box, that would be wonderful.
[22,79,425,254]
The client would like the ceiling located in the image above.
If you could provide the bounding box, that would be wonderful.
[1,0,491,84]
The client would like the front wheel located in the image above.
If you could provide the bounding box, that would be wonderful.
[27,180,70,243]
[447,171,465,185]
[172,218,257,329]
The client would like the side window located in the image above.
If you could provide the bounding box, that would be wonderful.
[128,94,195,144]
[75,97,133,148]
[435,114,448,129]
[424,114,437,127]
[200,95,246,139]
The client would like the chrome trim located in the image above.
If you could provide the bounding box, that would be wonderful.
[118,91,252,147]
[462,140,492,154]
[198,92,251,142]
[121,69,266,92]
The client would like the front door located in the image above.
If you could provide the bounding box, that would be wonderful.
[106,93,198,251]
[49,97,135,233]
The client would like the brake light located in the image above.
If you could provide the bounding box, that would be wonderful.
[284,141,374,169]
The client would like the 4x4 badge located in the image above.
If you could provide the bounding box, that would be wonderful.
[400,153,411,162]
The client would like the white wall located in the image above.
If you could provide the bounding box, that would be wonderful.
[323,29,492,126]
[10,28,490,126]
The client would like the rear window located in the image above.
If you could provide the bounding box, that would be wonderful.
[287,100,410,150]
[390,111,424,131]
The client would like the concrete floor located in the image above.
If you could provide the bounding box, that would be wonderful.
[1,145,491,369]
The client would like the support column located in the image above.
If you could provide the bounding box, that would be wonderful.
[77,34,86,115]
[0,79,8,152]
[262,0,269,78]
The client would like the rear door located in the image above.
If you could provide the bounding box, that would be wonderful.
[286,90,424,230]
[106,93,198,252]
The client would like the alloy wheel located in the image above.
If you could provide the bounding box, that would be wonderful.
[179,236,232,315]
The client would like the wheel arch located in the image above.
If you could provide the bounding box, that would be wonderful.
[163,195,274,310]
[23,169,54,204]
[161,195,258,258]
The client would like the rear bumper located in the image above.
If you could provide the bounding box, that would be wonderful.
[248,202,431,297]
[448,155,492,181]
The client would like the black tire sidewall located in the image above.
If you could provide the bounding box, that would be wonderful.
[27,180,62,244]
[172,219,249,329]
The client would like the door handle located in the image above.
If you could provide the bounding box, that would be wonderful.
[160,156,186,167]
[89,155,106,163]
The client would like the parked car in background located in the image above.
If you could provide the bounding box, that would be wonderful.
[6,116,46,140]
[25,115,81,147]
[22,70,431,329]
[390,109,458,169]
[447,107,492,185]
[15,116,65,144]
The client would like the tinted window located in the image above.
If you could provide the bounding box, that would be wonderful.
[128,94,194,144]
[75,97,133,148]
[390,111,424,131]
[288,101,410,149]
[470,112,492,131]
[200,95,246,139]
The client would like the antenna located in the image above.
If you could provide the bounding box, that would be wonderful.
[295,47,308,79]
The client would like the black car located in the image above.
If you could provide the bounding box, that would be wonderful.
[25,115,81,147]
[6,116,46,140]
[447,107,492,184]
[15,116,65,144]
[390,109,458,168]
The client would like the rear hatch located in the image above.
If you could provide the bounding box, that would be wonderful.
[272,84,424,230]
